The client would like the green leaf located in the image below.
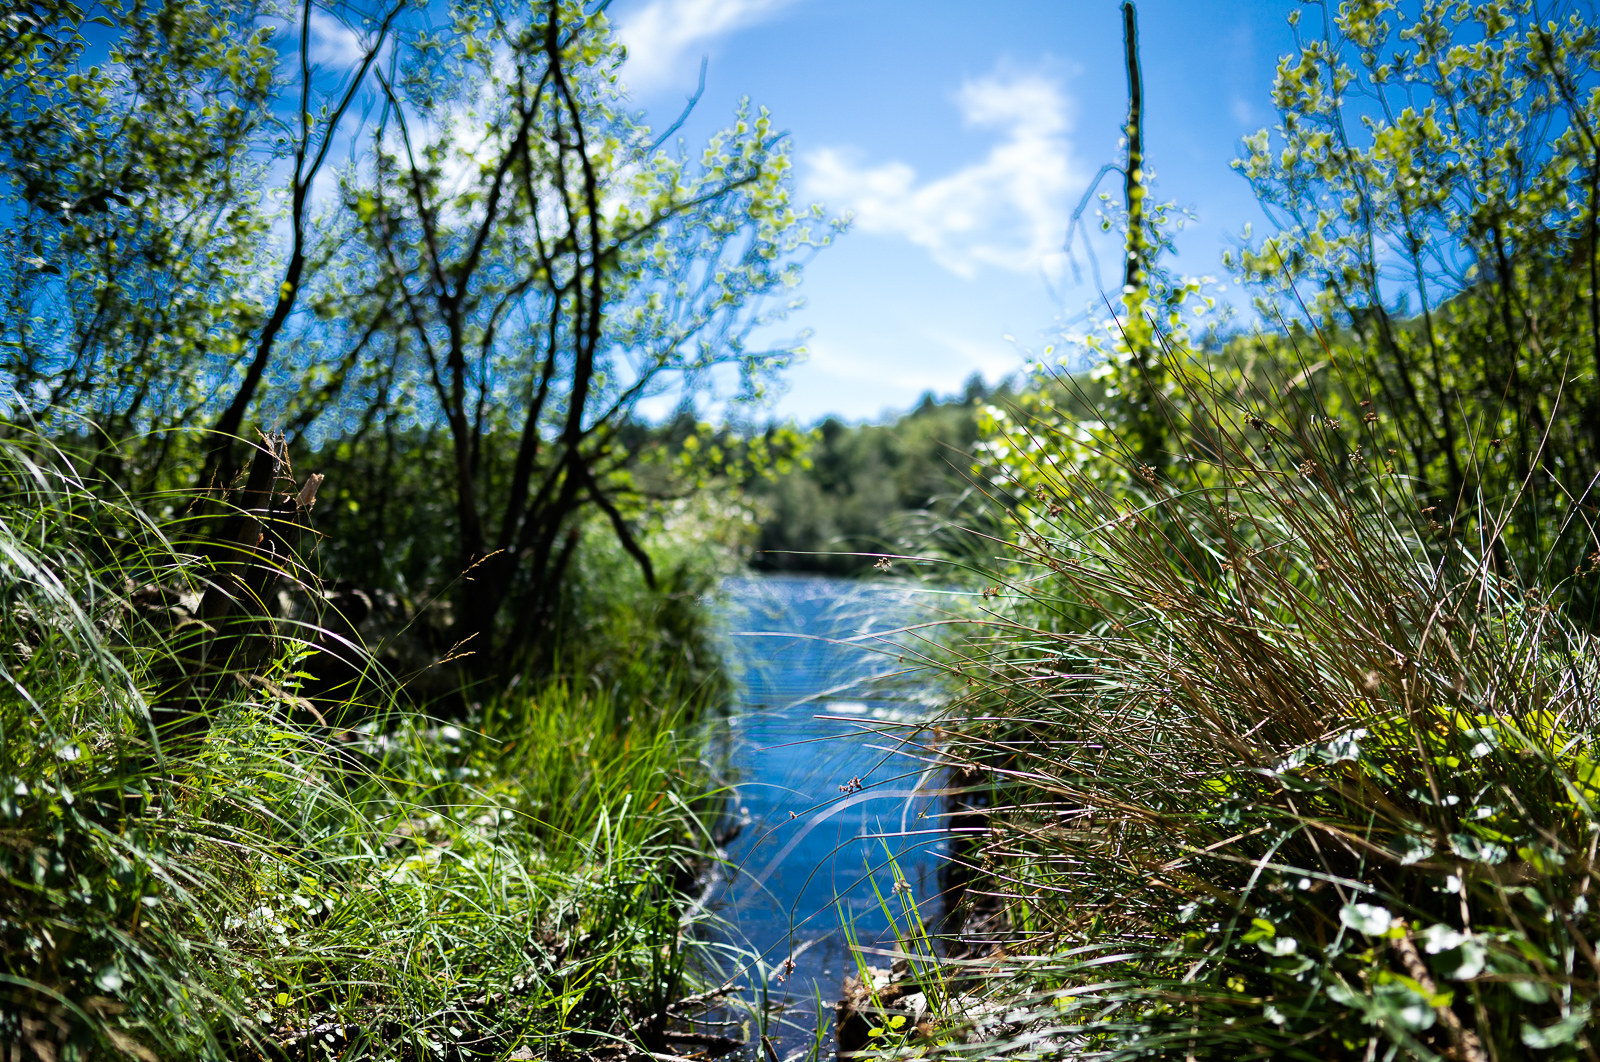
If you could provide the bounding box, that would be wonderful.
[1392,831,1434,865]
[1241,916,1277,943]
[1372,982,1435,1032]
[1339,902,1394,936]
[1522,1007,1590,1049]
[1259,935,1299,957]
[1449,832,1507,864]
[1325,979,1364,1008]
[1511,979,1550,1004]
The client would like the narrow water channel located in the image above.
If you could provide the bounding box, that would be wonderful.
[699,573,953,1058]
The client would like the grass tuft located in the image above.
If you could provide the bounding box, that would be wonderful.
[898,346,1600,1060]
[0,433,722,1060]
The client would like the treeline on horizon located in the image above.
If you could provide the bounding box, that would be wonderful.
[745,374,1017,575]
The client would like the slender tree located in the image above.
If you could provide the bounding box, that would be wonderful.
[1117,0,1167,470]
[1234,0,1600,603]
[306,0,824,673]
[0,0,277,484]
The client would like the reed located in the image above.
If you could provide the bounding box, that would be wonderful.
[903,343,1600,1060]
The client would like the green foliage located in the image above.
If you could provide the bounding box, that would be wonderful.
[0,435,721,1059]
[547,490,754,712]
[918,350,1600,1059]
[751,380,1003,575]
[1231,0,1600,614]
[3,0,833,677]
[0,0,275,467]
[916,4,1600,1055]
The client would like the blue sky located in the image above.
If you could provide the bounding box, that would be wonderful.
[608,0,1303,422]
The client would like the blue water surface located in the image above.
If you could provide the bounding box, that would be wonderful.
[696,573,956,1057]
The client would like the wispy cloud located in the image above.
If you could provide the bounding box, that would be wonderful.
[803,329,1021,399]
[307,9,367,69]
[802,67,1082,279]
[803,337,906,387]
[617,0,793,93]
[921,328,1026,380]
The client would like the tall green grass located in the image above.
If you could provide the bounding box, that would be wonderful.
[0,434,722,1060]
[893,349,1600,1060]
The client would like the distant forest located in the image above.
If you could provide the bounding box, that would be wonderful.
[749,375,1005,574]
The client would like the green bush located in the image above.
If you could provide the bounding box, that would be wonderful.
[542,487,757,714]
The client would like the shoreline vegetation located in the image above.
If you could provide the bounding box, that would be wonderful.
[823,2,1600,1058]
[850,352,1600,1059]
[8,0,1600,1059]
[0,431,739,1060]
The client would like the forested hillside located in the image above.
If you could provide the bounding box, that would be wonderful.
[748,377,1004,574]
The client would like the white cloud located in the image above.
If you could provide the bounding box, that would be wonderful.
[802,68,1082,279]
[805,337,907,388]
[307,9,367,69]
[803,329,1022,401]
[921,329,1026,380]
[617,0,793,93]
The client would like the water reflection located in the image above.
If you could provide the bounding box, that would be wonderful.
[698,573,953,1057]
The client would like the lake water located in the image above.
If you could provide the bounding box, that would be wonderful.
[695,573,956,1058]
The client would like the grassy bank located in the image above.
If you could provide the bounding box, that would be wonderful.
[851,349,1600,1060]
[0,437,727,1061]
